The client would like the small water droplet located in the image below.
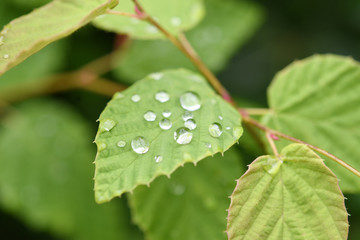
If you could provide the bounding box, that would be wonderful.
[101,119,116,132]
[209,123,223,138]
[3,54,9,59]
[145,25,158,34]
[155,91,170,103]
[162,110,171,118]
[131,94,141,102]
[184,119,197,130]
[205,143,211,149]
[180,92,201,111]
[155,155,163,163]
[144,111,156,121]
[174,127,193,144]
[190,74,203,83]
[150,72,163,80]
[117,140,126,148]
[232,126,243,139]
[218,115,223,120]
[131,136,149,154]
[226,127,231,130]
[171,17,182,26]
[264,157,282,176]
[113,92,124,99]
[159,118,172,130]
[182,111,194,121]
[98,143,107,151]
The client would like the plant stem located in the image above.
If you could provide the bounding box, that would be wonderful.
[242,108,273,116]
[106,9,141,19]
[266,132,280,159]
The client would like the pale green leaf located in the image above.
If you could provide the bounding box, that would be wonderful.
[94,69,242,203]
[227,144,348,240]
[113,0,263,83]
[93,0,204,39]
[129,147,244,240]
[0,0,118,75]
[0,99,142,240]
[263,54,360,192]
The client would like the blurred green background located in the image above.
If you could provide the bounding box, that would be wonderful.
[0,0,359,239]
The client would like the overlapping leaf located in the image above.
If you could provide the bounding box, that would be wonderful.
[93,0,204,39]
[0,0,118,75]
[0,100,142,240]
[227,144,348,240]
[113,0,264,83]
[129,147,244,240]
[263,54,360,192]
[94,69,242,203]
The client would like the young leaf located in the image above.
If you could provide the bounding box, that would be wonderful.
[113,0,264,83]
[129,147,244,240]
[0,0,118,75]
[0,100,141,240]
[94,69,243,203]
[227,144,348,240]
[93,0,204,39]
[263,54,360,192]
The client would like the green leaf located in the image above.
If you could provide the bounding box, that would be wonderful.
[227,144,348,240]
[0,99,142,240]
[93,0,204,39]
[0,0,118,75]
[113,0,263,83]
[94,69,243,203]
[129,147,245,240]
[263,54,360,192]
[0,39,67,101]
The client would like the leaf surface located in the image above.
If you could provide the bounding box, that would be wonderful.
[93,0,204,39]
[263,54,360,192]
[227,144,348,240]
[113,0,263,83]
[0,0,118,75]
[129,147,244,240]
[0,100,142,240]
[94,69,242,203]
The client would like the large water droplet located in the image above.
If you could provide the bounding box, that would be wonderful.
[155,91,170,103]
[131,136,149,154]
[209,123,222,138]
[184,119,197,130]
[150,72,163,80]
[180,92,201,111]
[117,140,126,148]
[155,155,163,163]
[144,111,156,121]
[174,127,193,144]
[162,110,171,118]
[182,111,193,121]
[159,118,172,130]
[131,94,141,102]
[101,119,116,132]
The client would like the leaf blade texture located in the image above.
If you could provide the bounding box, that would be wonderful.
[94,69,243,203]
[227,144,348,240]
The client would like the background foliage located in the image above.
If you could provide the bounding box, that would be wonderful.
[0,0,359,239]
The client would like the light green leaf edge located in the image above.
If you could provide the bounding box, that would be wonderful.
[93,0,204,39]
[94,69,243,203]
[227,143,348,240]
[0,0,118,76]
[263,54,360,192]
[129,147,244,240]
[113,0,264,83]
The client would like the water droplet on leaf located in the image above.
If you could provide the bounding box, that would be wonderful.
[226,127,231,130]
[150,72,163,80]
[98,143,107,151]
[209,123,223,138]
[155,91,170,103]
[264,157,282,176]
[162,110,171,118]
[113,92,124,99]
[182,111,194,121]
[101,119,116,132]
[171,17,182,26]
[232,126,243,140]
[180,92,201,111]
[131,94,141,102]
[174,127,193,144]
[184,119,197,130]
[155,155,163,163]
[145,25,158,34]
[159,118,172,130]
[3,54,9,59]
[131,136,149,154]
[205,143,211,149]
[218,115,223,120]
[117,140,126,148]
[144,111,156,121]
